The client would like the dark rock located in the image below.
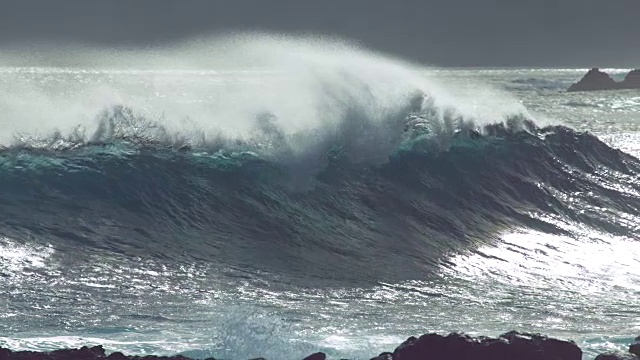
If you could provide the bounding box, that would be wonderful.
[595,353,638,360]
[568,68,640,92]
[568,68,619,92]
[0,332,605,360]
[0,346,204,360]
[630,336,640,357]
[497,332,542,360]
[302,352,326,360]
[393,334,440,360]
[392,336,417,359]
[393,331,580,360]
[370,352,393,360]
[477,337,512,360]
[501,331,582,360]
[394,332,471,360]
[622,70,640,88]
[107,352,129,360]
[540,336,582,360]
[0,348,12,360]
[49,345,106,360]
[86,346,106,358]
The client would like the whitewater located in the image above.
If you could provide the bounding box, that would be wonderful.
[0,35,639,360]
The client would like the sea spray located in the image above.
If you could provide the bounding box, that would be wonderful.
[0,33,528,149]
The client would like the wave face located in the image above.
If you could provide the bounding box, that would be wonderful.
[2,104,639,285]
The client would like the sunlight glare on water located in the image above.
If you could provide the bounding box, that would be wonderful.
[441,229,640,358]
[0,237,54,276]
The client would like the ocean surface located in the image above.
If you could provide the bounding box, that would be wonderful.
[0,41,639,360]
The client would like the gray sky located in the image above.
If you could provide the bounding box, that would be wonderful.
[1,0,639,67]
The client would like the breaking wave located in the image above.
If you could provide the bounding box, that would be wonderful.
[1,34,639,286]
[1,99,639,285]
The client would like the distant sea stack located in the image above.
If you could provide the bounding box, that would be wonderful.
[624,69,640,88]
[568,68,640,92]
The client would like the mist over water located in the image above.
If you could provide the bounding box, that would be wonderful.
[0,34,528,150]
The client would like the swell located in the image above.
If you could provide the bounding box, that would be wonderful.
[1,113,640,284]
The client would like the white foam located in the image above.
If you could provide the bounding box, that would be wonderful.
[0,237,54,275]
[0,33,528,148]
[445,228,640,296]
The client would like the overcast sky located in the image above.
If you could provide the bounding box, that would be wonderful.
[1,0,639,67]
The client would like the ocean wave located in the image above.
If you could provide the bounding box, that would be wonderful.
[0,36,638,285]
[1,100,639,285]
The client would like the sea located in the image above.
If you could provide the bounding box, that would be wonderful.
[0,37,639,360]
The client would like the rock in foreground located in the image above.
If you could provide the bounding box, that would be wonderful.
[1,331,638,360]
[630,335,640,357]
[595,354,638,360]
[0,346,203,360]
[389,331,581,360]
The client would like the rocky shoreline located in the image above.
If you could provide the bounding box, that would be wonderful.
[567,67,640,92]
[1,331,639,360]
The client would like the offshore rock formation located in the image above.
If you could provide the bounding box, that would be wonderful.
[568,68,618,92]
[568,68,640,92]
[0,331,638,360]
[624,69,640,89]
